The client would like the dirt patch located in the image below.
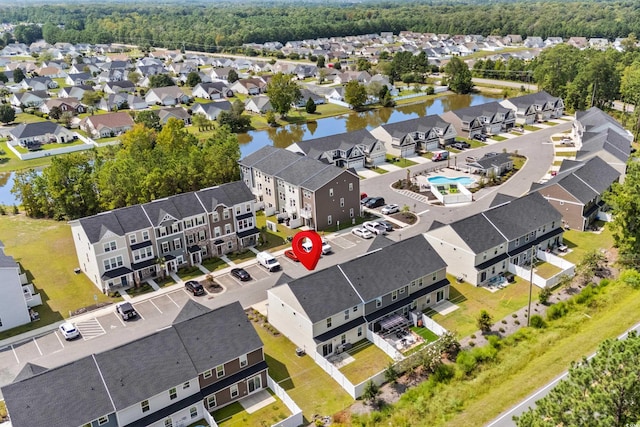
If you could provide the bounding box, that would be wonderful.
[389,212,417,225]
[70,302,113,317]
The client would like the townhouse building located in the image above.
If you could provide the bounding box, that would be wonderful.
[499,91,565,124]
[441,101,515,138]
[425,192,564,287]
[0,241,40,333]
[239,146,360,230]
[70,181,259,293]
[267,235,450,357]
[1,301,268,427]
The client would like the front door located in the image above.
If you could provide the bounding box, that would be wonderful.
[121,276,128,287]
[322,343,333,356]
[248,375,261,393]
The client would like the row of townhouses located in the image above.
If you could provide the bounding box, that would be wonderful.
[69,181,260,293]
[1,301,270,427]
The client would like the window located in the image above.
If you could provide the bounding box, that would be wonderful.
[216,365,225,378]
[98,416,108,426]
[340,197,344,207]
[230,384,239,398]
[432,274,437,282]
[141,400,150,413]
[350,208,354,218]
[353,306,358,312]
[207,395,217,408]
[223,209,230,220]
[349,182,354,191]
[213,212,220,222]
[225,224,232,234]
[129,235,137,244]
[329,188,334,197]
[399,287,405,294]
[236,206,241,215]
[392,290,398,301]
[245,203,251,212]
[161,242,170,254]
[169,387,177,400]
[327,215,332,225]
[436,290,444,302]
[341,334,346,344]
[344,309,349,320]
[142,230,150,241]
[376,298,382,308]
[203,369,212,379]
[239,354,248,367]
[183,381,190,390]
[103,241,117,252]
[174,239,182,249]
[103,256,124,271]
[326,317,332,328]
[357,326,362,337]
[515,238,520,247]
[164,418,173,427]
[190,407,198,419]
[214,227,221,237]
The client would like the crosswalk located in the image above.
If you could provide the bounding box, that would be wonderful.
[76,318,106,340]
[396,189,429,204]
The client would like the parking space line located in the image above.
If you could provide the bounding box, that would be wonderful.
[150,300,163,314]
[114,311,126,327]
[166,293,180,308]
[33,338,42,356]
[55,331,65,348]
[136,310,145,321]
[11,345,19,364]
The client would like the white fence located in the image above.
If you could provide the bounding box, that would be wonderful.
[366,328,403,361]
[6,138,95,160]
[312,350,357,398]
[353,369,387,399]
[420,314,448,336]
[267,375,303,427]
[430,182,473,205]
[508,251,575,289]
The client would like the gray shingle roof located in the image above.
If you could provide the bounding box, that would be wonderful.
[196,180,255,212]
[292,129,378,158]
[248,147,303,176]
[578,128,631,162]
[449,214,505,253]
[502,90,560,109]
[298,165,355,192]
[377,114,451,139]
[173,301,263,373]
[2,356,115,427]
[9,121,65,139]
[94,328,197,410]
[78,211,126,243]
[142,197,183,226]
[239,145,281,168]
[449,101,512,122]
[169,192,207,218]
[112,205,153,234]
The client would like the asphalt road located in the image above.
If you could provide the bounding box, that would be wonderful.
[486,321,640,427]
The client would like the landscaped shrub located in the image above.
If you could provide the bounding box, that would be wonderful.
[574,285,596,305]
[529,315,547,329]
[538,286,552,305]
[501,319,507,324]
[456,350,477,375]
[619,269,640,289]
[431,363,455,383]
[487,335,502,349]
[499,327,505,333]
[547,301,569,320]
[471,345,498,363]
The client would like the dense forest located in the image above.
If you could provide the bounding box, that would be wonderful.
[0,1,638,50]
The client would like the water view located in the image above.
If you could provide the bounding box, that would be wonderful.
[0,93,499,206]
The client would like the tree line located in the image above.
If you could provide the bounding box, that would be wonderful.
[11,120,241,220]
[1,1,640,50]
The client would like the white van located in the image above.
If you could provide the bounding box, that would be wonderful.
[301,239,332,255]
[256,251,281,272]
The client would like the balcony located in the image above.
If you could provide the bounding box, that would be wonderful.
[300,209,313,219]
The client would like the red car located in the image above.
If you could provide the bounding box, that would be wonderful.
[284,249,299,262]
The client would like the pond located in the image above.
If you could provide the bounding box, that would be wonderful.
[0,93,500,206]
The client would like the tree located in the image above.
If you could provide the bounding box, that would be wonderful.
[265,72,301,118]
[82,90,102,115]
[515,332,640,426]
[0,71,7,83]
[444,56,473,94]
[265,110,277,126]
[127,71,142,86]
[304,97,316,114]
[316,55,325,68]
[477,309,493,333]
[227,69,239,83]
[576,250,608,284]
[149,73,175,88]
[48,106,62,121]
[0,104,16,124]
[356,57,371,72]
[13,67,25,84]
[344,80,367,110]
[362,380,380,406]
[186,71,201,87]
[134,110,162,131]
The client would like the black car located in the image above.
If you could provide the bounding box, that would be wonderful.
[377,220,394,232]
[360,196,373,205]
[364,197,385,208]
[185,280,205,296]
[231,268,252,281]
[453,140,471,149]
[473,134,487,142]
[451,142,466,150]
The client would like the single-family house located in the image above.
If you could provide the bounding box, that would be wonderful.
[144,86,191,106]
[499,91,565,124]
[40,97,86,115]
[69,181,258,292]
[334,71,371,85]
[1,301,268,427]
[244,96,272,114]
[466,152,514,176]
[370,114,457,157]
[58,84,94,99]
[65,72,94,86]
[103,80,136,94]
[8,121,76,150]
[230,78,267,95]
[98,93,148,112]
[192,82,234,100]
[191,101,232,121]
[19,77,58,91]
[287,129,386,168]
[268,234,450,358]
[425,192,564,287]
[441,102,515,138]
[79,112,135,139]
[10,91,49,108]
[158,107,191,125]
[567,37,589,50]
[239,146,360,230]
[530,156,620,231]
[294,88,326,107]
[209,67,234,82]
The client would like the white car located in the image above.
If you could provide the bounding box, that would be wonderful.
[59,322,80,340]
[302,239,333,255]
[352,227,374,239]
[381,204,400,215]
[363,221,387,235]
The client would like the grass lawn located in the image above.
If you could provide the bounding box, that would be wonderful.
[552,160,563,166]
[13,113,50,125]
[339,340,392,385]
[201,257,228,272]
[441,280,640,427]
[410,326,439,343]
[125,283,155,297]
[533,261,562,279]
[155,277,176,288]
[176,266,205,281]
[510,131,523,136]
[562,225,613,265]
[0,214,118,340]
[427,274,540,338]
[252,324,353,421]
[213,391,291,427]
[385,154,418,168]
[555,151,577,157]
[367,167,388,174]
[455,137,487,149]
[490,135,507,141]
[523,124,542,131]
[227,250,257,263]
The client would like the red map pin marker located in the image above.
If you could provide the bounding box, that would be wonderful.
[291,230,323,271]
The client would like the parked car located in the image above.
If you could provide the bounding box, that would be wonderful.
[364,197,385,208]
[360,196,373,205]
[473,134,487,142]
[256,251,281,272]
[302,239,332,255]
[465,156,477,163]
[360,192,368,200]
[185,280,205,296]
[116,302,137,321]
[377,220,394,232]
[431,150,449,162]
[352,227,374,239]
[284,249,299,262]
[381,204,399,215]
[363,221,387,235]
[513,126,524,132]
[58,322,80,340]
[454,140,471,148]
[231,267,252,281]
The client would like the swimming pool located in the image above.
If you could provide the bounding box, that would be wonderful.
[427,176,476,186]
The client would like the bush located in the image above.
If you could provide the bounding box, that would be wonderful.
[487,335,502,349]
[547,301,569,320]
[471,345,498,363]
[431,363,455,383]
[456,350,478,375]
[529,314,547,329]
[619,269,640,289]
[538,287,552,305]
[575,285,596,305]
